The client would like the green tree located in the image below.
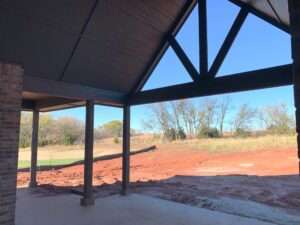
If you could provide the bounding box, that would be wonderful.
[261,102,295,135]
[38,113,56,146]
[101,120,123,137]
[55,116,84,145]
[19,112,32,148]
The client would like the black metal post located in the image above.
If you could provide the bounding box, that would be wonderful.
[29,109,39,188]
[120,105,130,196]
[81,100,95,206]
[288,0,300,175]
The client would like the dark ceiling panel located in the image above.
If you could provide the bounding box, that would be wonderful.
[0,0,101,80]
[0,8,79,80]
[238,0,289,26]
[63,0,187,93]
[0,0,96,32]
[84,0,163,48]
[145,0,187,19]
[62,39,145,92]
[268,0,289,25]
[109,0,173,33]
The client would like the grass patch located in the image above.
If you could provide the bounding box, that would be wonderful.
[18,158,82,168]
[171,135,296,153]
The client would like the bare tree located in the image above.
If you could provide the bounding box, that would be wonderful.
[177,99,191,138]
[169,101,181,138]
[218,96,233,134]
[148,102,171,136]
[141,118,157,134]
[232,104,256,133]
[201,97,218,129]
[187,103,197,138]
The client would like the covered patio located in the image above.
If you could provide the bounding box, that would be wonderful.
[0,0,299,224]
[16,188,274,225]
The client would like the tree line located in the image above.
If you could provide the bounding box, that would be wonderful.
[19,113,127,148]
[19,97,295,147]
[142,97,295,140]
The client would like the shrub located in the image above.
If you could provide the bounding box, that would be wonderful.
[235,128,251,137]
[177,127,187,140]
[266,124,295,135]
[19,137,30,148]
[62,133,76,145]
[113,137,120,144]
[165,128,177,141]
[198,126,220,138]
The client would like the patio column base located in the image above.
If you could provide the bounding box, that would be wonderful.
[29,181,38,188]
[80,198,95,206]
[120,189,131,196]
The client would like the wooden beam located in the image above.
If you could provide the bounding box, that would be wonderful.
[229,0,290,33]
[34,98,123,112]
[23,75,125,106]
[120,105,131,196]
[209,8,248,77]
[35,98,84,112]
[128,64,293,105]
[22,99,35,110]
[81,100,95,206]
[29,109,39,188]
[199,0,208,75]
[167,35,199,81]
[131,0,198,93]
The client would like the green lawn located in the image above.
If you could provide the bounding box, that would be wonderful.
[18,158,82,168]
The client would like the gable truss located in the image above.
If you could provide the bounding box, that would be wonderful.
[126,0,292,106]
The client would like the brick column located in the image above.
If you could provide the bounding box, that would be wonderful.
[0,62,23,225]
[289,0,300,173]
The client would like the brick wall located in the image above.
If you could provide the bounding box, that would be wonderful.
[0,62,23,225]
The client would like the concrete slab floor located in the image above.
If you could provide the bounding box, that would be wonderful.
[15,188,275,225]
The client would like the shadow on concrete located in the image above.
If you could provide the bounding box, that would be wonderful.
[31,174,300,213]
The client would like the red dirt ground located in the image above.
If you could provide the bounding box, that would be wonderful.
[17,145,300,213]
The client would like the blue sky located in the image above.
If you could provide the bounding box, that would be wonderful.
[52,0,293,130]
